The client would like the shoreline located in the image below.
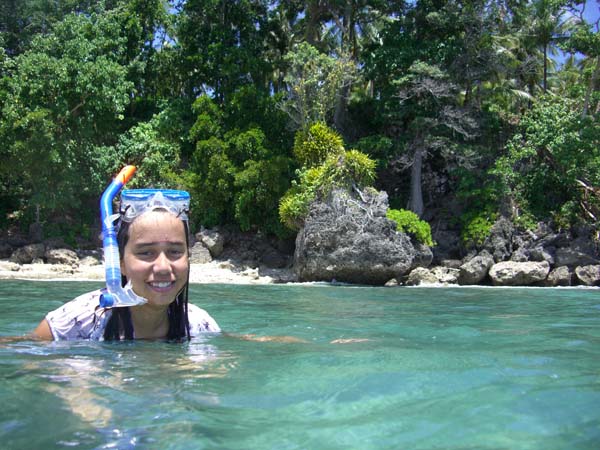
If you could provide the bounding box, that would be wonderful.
[0,260,297,285]
[1,260,597,289]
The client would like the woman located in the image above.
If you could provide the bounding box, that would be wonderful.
[32,189,220,341]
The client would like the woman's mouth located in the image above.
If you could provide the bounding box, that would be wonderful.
[148,281,175,292]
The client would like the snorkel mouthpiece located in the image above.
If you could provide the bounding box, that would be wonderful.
[99,165,147,308]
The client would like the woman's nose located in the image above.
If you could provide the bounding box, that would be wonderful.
[153,251,171,272]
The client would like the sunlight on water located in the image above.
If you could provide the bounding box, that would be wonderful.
[1,280,599,449]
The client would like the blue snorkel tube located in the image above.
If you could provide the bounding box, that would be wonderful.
[99,165,147,308]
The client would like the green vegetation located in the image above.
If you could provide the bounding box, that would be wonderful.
[0,0,597,246]
[386,209,435,247]
[279,123,376,230]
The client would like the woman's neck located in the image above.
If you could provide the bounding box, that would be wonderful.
[129,304,169,339]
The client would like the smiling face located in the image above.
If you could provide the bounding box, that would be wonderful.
[120,210,189,308]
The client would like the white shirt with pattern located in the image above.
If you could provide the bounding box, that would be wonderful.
[45,289,220,340]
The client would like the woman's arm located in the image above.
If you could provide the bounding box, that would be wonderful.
[0,318,52,344]
[32,318,54,340]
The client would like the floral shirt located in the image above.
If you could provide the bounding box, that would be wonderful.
[45,289,220,341]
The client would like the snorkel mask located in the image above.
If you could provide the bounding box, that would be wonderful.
[120,189,190,223]
[99,166,190,308]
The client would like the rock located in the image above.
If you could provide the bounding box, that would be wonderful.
[554,237,599,266]
[544,266,573,287]
[196,228,225,258]
[10,243,46,264]
[79,255,102,266]
[574,265,600,286]
[405,267,439,286]
[45,248,79,266]
[440,259,463,269]
[430,266,460,284]
[385,278,398,287]
[510,246,529,262]
[242,267,260,279]
[483,216,514,262]
[50,264,75,274]
[189,242,212,264]
[459,251,494,285]
[412,242,433,268]
[294,188,415,285]
[529,245,555,265]
[0,261,20,272]
[489,260,550,286]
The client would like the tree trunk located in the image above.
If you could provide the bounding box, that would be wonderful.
[543,43,548,93]
[409,146,424,217]
[582,56,599,118]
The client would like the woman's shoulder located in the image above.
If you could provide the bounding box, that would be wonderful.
[45,289,111,340]
[47,289,104,317]
[187,303,221,334]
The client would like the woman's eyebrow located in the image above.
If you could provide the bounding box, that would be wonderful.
[133,240,186,248]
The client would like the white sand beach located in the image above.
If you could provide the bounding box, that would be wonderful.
[0,259,296,285]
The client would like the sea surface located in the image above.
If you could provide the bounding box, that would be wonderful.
[1,280,599,449]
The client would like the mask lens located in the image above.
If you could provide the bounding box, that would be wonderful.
[120,189,190,222]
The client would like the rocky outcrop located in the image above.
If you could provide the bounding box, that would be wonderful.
[45,248,79,266]
[489,261,550,286]
[195,228,225,258]
[544,266,573,286]
[294,188,416,284]
[10,243,46,264]
[574,265,600,286]
[458,251,494,285]
[189,242,212,264]
[483,216,515,262]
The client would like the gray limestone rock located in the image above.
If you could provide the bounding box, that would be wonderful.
[294,188,416,285]
[544,266,573,286]
[189,242,213,264]
[459,251,494,285]
[45,248,80,267]
[10,243,46,264]
[574,264,600,286]
[489,260,550,286]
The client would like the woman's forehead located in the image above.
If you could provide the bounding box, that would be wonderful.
[128,211,186,237]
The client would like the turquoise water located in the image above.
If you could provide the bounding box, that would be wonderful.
[1,280,599,449]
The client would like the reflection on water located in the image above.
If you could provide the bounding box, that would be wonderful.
[1,281,599,449]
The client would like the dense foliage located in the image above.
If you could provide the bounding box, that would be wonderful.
[386,209,435,247]
[279,123,376,231]
[0,0,598,246]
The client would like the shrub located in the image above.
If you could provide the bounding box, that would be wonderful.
[292,122,344,168]
[320,149,376,190]
[278,167,323,230]
[386,208,434,246]
[460,211,497,247]
[279,149,377,231]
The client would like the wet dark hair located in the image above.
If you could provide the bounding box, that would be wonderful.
[103,211,191,342]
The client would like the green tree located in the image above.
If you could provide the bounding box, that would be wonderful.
[280,42,356,130]
[391,61,478,217]
[184,95,294,235]
[0,9,135,228]
[492,95,600,227]
[177,0,271,103]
